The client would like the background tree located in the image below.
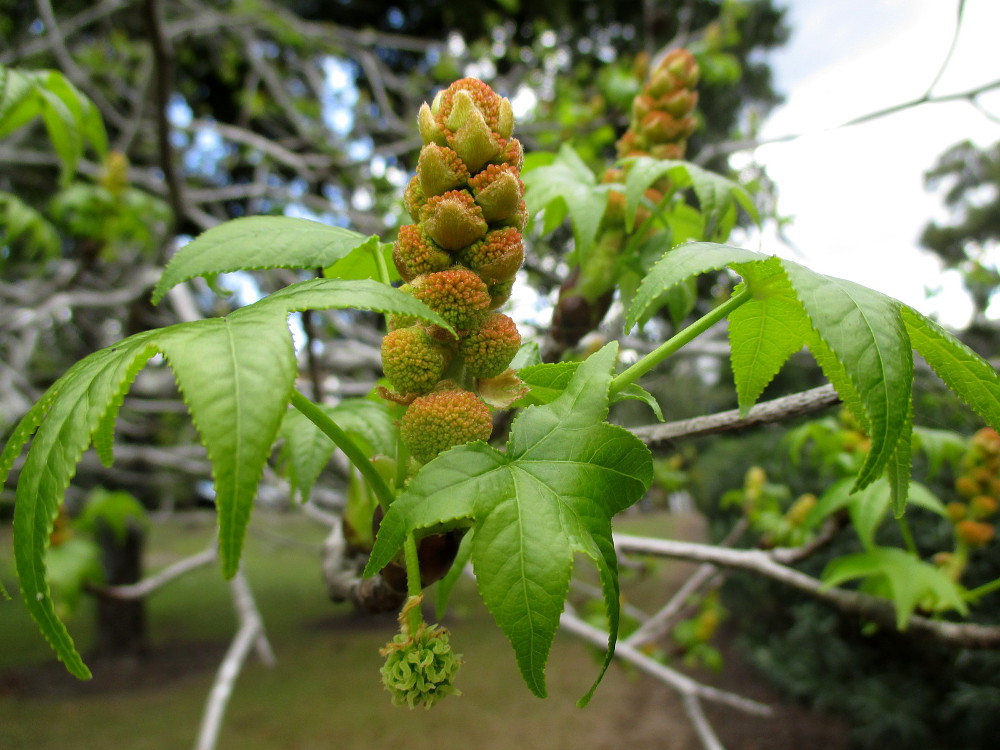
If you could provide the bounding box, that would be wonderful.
[921,139,1000,355]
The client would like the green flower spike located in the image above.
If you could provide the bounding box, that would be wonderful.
[380,595,462,709]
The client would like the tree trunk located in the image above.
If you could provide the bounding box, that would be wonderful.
[92,518,147,659]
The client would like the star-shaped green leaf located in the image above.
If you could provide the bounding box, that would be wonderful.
[365,343,652,704]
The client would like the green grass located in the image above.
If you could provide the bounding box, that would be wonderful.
[0,509,699,749]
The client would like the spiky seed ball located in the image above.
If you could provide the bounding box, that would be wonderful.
[381,326,452,395]
[401,389,493,463]
[393,224,451,282]
[410,269,492,330]
[380,621,461,709]
[457,227,524,284]
[459,313,521,378]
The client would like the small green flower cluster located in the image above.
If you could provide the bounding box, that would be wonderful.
[380,596,462,709]
[381,78,526,464]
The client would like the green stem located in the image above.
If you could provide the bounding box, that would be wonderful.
[395,436,410,492]
[896,515,919,555]
[610,287,753,394]
[373,240,392,286]
[403,533,423,631]
[967,575,1000,601]
[289,389,395,512]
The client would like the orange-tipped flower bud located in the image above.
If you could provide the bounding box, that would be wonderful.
[418,144,471,197]
[493,137,524,171]
[420,190,488,250]
[640,110,696,143]
[956,519,996,547]
[459,313,521,378]
[457,227,524,284]
[971,427,1000,454]
[433,79,510,135]
[403,176,426,221]
[661,88,699,118]
[446,99,502,173]
[410,268,492,330]
[381,326,452,395]
[469,164,524,223]
[970,495,999,519]
[663,48,699,89]
[946,501,968,523]
[401,389,493,463]
[955,475,980,498]
[393,224,452,282]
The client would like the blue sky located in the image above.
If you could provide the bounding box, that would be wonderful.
[739,0,1000,327]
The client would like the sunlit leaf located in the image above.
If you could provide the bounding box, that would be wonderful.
[523,144,609,265]
[152,217,374,303]
[823,547,967,629]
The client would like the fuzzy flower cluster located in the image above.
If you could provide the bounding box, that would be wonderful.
[603,48,700,226]
[553,49,701,347]
[948,428,1000,549]
[381,78,526,464]
[616,48,699,161]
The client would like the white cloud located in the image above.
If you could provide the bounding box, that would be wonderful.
[748,0,1000,329]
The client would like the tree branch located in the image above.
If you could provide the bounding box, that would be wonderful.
[696,78,1000,166]
[624,519,746,648]
[629,384,840,446]
[614,534,1000,649]
[32,0,129,131]
[560,609,773,718]
[195,570,274,750]
[142,0,187,235]
[89,547,217,600]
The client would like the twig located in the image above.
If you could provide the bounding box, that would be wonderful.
[629,384,840,446]
[569,578,651,624]
[559,609,772,717]
[185,118,323,175]
[614,534,1000,649]
[142,0,187,236]
[921,0,967,98]
[194,570,274,750]
[683,693,727,750]
[624,518,746,648]
[90,547,217,600]
[2,0,136,65]
[696,78,1000,166]
[624,565,723,648]
[231,27,316,141]
[2,267,161,330]
[33,0,128,131]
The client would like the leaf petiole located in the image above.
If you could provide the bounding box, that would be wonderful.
[611,286,753,394]
[403,534,424,632]
[967,575,1000,601]
[289,390,396,511]
[373,240,392,286]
